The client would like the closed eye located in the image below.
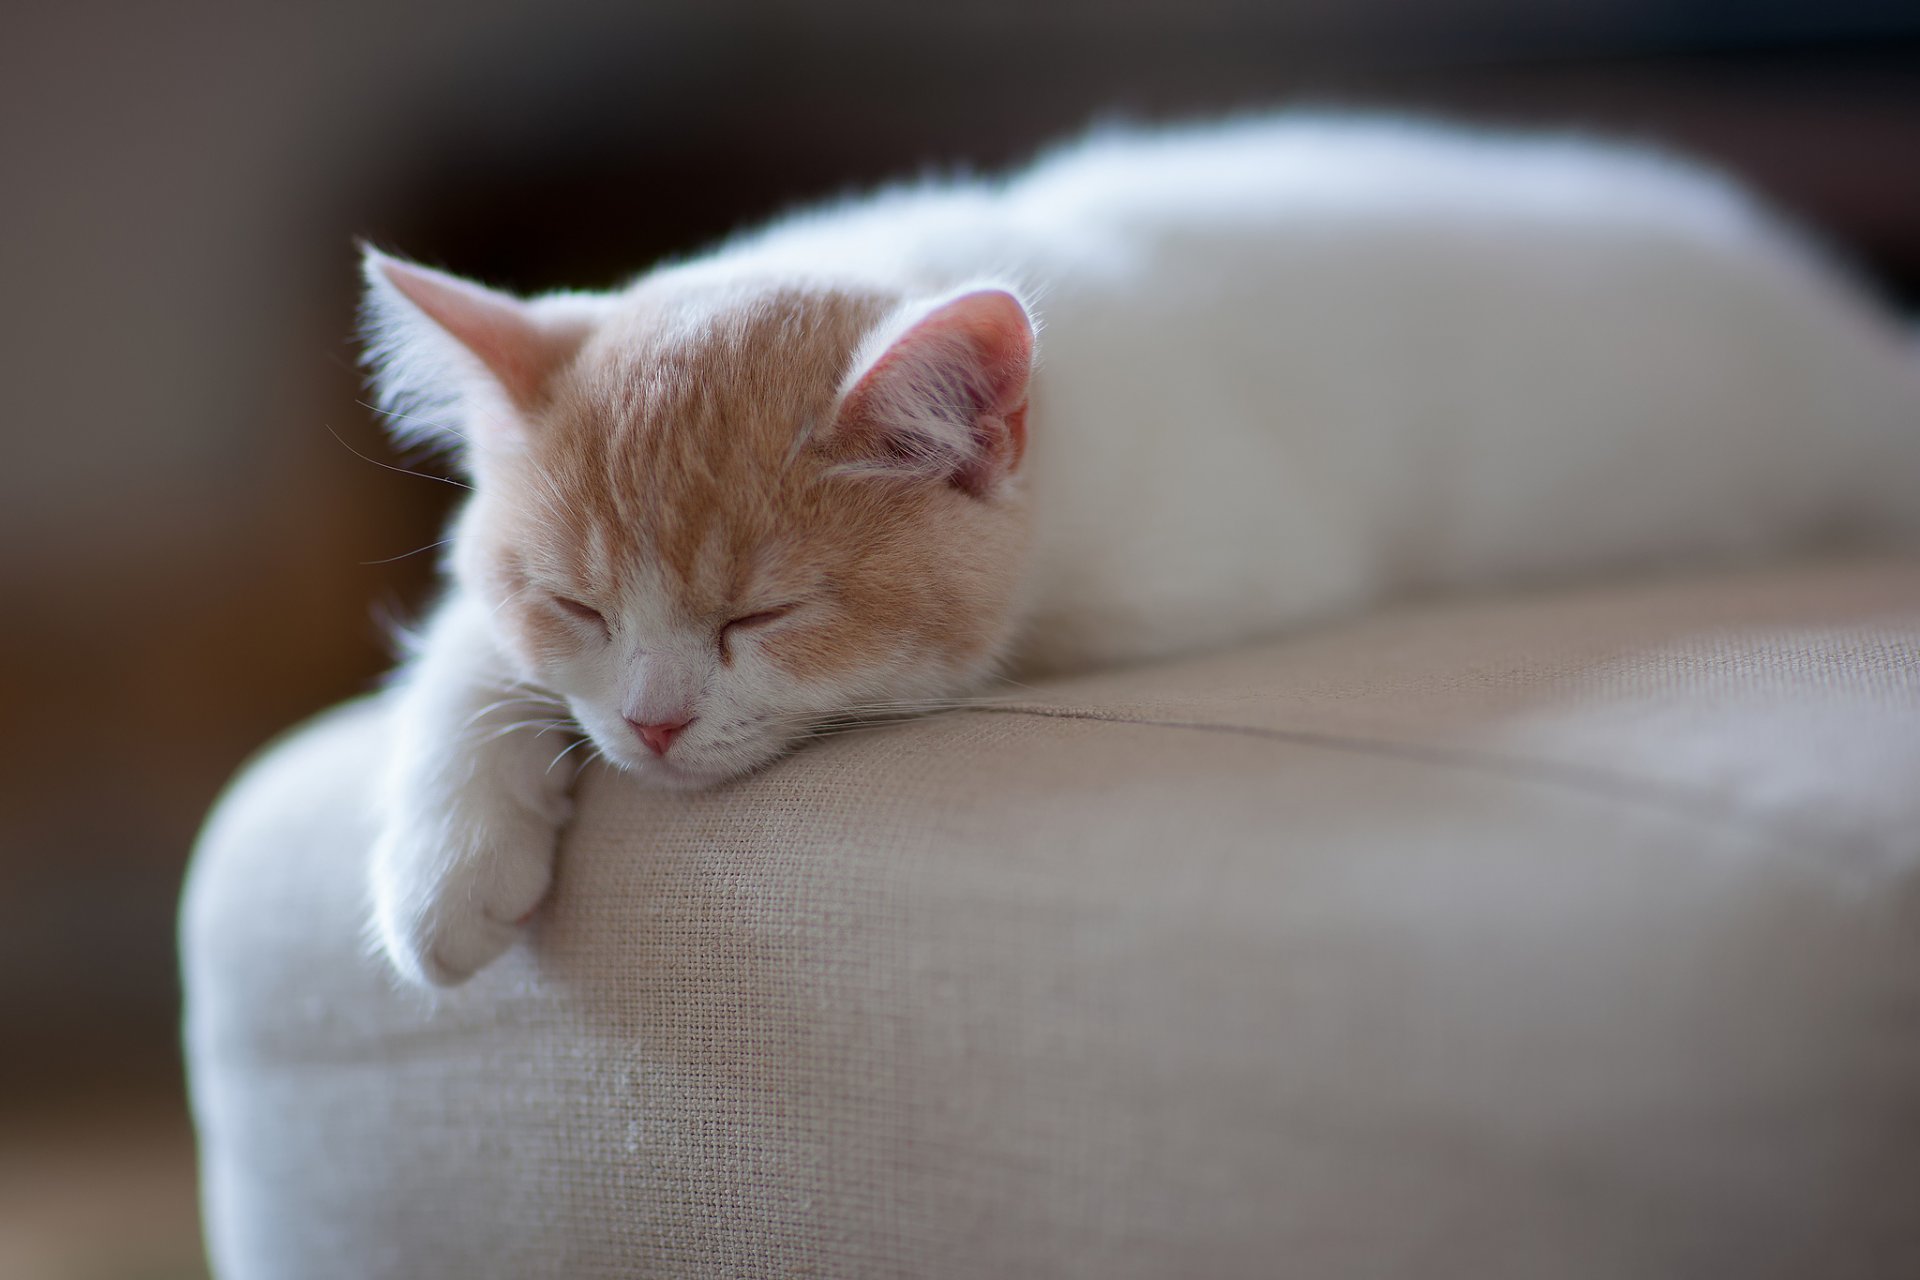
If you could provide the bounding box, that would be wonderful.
[718,603,798,662]
[725,604,797,631]
[551,594,609,634]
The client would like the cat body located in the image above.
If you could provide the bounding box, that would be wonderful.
[361,115,1919,986]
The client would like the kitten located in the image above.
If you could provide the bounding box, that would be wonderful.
[361,114,1919,986]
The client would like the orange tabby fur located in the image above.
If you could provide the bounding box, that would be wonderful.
[454,276,1033,694]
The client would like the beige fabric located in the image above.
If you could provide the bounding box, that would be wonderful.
[182,560,1920,1279]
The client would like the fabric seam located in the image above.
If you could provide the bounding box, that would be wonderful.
[958,703,1828,845]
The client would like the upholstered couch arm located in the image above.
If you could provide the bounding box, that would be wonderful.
[183,562,1920,1279]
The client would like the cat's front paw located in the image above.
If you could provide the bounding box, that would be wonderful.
[370,801,563,987]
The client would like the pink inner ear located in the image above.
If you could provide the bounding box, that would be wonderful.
[375,255,571,409]
[839,289,1034,496]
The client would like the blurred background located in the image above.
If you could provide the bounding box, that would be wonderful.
[4,1,1918,1274]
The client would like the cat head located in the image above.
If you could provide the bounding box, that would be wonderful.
[361,248,1036,788]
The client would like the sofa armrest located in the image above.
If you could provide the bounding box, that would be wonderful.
[183,561,1920,1278]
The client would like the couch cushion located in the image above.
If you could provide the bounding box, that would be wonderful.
[182,559,1920,1279]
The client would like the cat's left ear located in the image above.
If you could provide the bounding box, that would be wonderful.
[359,245,598,449]
[830,288,1035,498]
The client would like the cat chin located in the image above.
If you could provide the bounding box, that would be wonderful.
[597,741,786,792]
[602,752,739,791]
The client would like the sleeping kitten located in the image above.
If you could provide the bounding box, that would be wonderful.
[361,114,1920,987]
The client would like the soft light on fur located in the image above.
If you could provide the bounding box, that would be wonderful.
[359,114,1920,986]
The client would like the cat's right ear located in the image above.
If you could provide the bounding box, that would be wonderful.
[358,245,598,450]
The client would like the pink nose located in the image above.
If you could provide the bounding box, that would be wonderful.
[626,716,693,757]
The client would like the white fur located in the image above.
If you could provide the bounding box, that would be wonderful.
[365,113,1920,985]
[369,592,574,987]
[359,247,611,450]
[706,114,1920,670]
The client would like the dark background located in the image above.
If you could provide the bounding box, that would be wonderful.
[4,1,1918,1273]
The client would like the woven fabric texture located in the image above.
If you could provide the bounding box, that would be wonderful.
[183,560,1920,1278]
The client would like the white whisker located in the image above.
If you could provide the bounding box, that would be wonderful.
[326,423,471,490]
[362,538,453,566]
[354,398,475,447]
[476,718,575,745]
[546,735,594,776]
[489,585,539,620]
[459,693,566,730]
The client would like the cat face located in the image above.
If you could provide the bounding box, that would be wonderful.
[366,254,1035,787]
